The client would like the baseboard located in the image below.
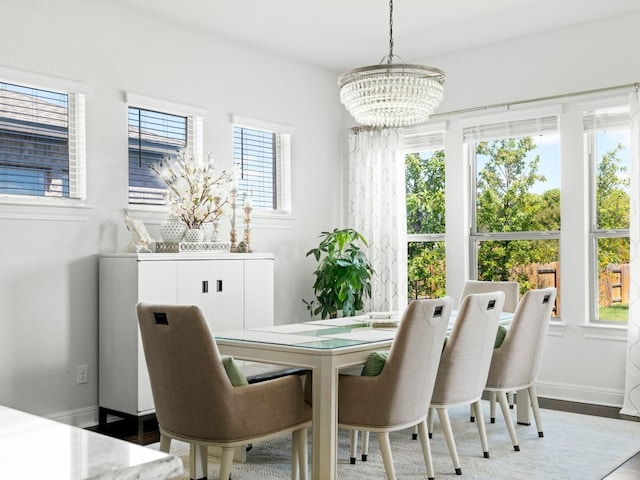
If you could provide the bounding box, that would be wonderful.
[45,405,99,428]
[537,380,624,408]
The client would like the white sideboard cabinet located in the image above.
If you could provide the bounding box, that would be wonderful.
[98,253,274,425]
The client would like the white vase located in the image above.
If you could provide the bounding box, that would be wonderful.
[160,215,186,243]
[184,228,204,243]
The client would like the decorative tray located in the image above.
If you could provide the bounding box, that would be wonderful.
[156,242,231,253]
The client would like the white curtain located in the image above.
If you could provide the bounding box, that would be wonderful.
[348,128,408,313]
[621,90,640,416]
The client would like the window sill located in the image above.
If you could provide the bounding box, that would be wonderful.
[0,199,92,222]
[579,322,628,342]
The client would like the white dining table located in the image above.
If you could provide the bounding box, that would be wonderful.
[216,311,513,480]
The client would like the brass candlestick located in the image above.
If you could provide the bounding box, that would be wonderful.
[229,186,238,251]
[243,205,253,253]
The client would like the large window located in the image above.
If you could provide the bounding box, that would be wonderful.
[232,115,291,214]
[405,129,446,300]
[467,113,561,314]
[127,93,202,206]
[0,81,85,200]
[585,105,630,322]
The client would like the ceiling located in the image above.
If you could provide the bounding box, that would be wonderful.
[106,0,640,73]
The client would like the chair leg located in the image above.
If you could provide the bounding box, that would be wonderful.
[159,433,171,453]
[508,391,515,409]
[437,408,462,475]
[218,447,234,480]
[529,385,544,437]
[497,391,520,451]
[293,427,308,480]
[362,430,370,461]
[470,403,475,422]
[472,400,490,458]
[417,420,435,480]
[376,432,397,480]
[189,444,209,480]
[412,424,418,440]
[349,430,358,464]
[427,408,434,439]
[490,391,497,423]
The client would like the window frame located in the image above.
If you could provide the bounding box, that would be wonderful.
[125,92,204,212]
[231,114,292,216]
[584,98,630,324]
[0,67,88,219]
[404,124,446,299]
[464,108,562,315]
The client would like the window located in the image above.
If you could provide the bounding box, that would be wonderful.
[0,81,85,200]
[405,128,446,300]
[232,115,291,214]
[127,93,203,206]
[585,105,630,322]
[466,111,561,315]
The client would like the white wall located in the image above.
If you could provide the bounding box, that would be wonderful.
[0,0,344,423]
[417,12,640,407]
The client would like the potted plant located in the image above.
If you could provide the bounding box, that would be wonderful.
[304,228,375,319]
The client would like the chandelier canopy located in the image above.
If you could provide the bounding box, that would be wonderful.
[338,0,446,128]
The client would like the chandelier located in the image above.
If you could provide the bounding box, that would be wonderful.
[338,0,446,128]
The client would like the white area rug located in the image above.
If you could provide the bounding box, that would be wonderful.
[151,402,640,479]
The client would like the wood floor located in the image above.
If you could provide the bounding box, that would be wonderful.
[88,398,640,479]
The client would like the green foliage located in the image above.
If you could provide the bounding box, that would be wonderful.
[406,151,445,234]
[304,228,374,319]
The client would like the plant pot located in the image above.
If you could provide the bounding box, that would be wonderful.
[184,228,204,243]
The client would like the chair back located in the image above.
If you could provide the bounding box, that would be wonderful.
[377,296,452,425]
[431,291,505,406]
[486,288,557,390]
[460,280,519,313]
[136,303,242,440]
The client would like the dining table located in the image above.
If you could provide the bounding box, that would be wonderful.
[216,310,513,480]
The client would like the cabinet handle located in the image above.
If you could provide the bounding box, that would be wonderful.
[217,280,223,292]
[202,280,209,293]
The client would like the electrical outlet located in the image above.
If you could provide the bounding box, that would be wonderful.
[77,365,88,384]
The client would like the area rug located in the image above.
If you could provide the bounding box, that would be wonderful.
[149,402,640,479]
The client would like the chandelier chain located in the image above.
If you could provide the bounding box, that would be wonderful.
[388,0,394,61]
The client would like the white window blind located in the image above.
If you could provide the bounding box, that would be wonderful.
[463,115,559,142]
[583,109,629,131]
[0,81,85,199]
[232,116,292,214]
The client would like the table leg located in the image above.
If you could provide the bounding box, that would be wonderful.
[311,356,339,480]
[516,388,531,425]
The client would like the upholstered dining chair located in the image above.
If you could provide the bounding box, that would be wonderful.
[338,297,452,480]
[484,287,557,451]
[460,280,520,422]
[428,291,505,475]
[136,303,312,480]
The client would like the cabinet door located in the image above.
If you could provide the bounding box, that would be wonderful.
[244,259,274,329]
[137,261,177,414]
[177,260,244,332]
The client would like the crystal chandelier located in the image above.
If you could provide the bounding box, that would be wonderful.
[338,0,446,128]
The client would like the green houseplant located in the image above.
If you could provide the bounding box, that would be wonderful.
[304,228,375,319]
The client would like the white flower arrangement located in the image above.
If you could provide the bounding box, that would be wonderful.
[151,151,234,229]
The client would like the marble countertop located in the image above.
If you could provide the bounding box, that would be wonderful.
[0,405,183,479]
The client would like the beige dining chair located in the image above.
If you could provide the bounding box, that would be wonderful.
[484,287,557,451]
[338,297,452,480]
[428,291,505,475]
[136,303,312,480]
[460,280,520,422]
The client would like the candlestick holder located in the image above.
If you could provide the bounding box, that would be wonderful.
[229,187,238,251]
[243,205,253,253]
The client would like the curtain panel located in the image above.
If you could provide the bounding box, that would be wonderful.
[348,128,408,313]
[622,90,640,416]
